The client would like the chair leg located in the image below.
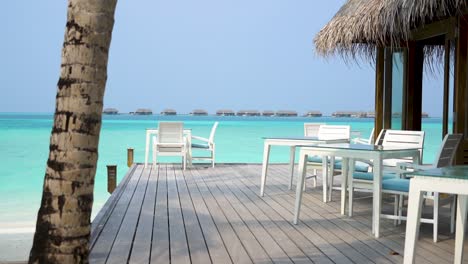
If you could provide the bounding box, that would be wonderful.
[153,150,157,166]
[433,193,439,243]
[398,195,403,225]
[450,195,456,234]
[394,195,399,226]
[211,148,215,168]
[312,175,317,188]
[183,155,186,171]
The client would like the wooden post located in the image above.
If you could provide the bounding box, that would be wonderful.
[375,47,385,142]
[107,165,117,194]
[405,41,424,131]
[127,148,134,167]
[454,15,468,164]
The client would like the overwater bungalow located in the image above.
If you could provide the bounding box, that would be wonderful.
[134,108,152,115]
[216,109,235,116]
[315,0,468,163]
[332,111,353,118]
[366,111,375,118]
[422,112,430,118]
[275,110,298,117]
[103,108,118,115]
[161,108,177,115]
[303,110,323,117]
[237,110,261,116]
[262,110,275,116]
[190,109,208,116]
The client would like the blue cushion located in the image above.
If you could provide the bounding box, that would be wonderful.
[191,143,209,149]
[382,178,410,192]
[353,172,397,181]
[308,156,369,172]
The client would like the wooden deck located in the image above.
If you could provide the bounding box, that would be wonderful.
[89,163,468,263]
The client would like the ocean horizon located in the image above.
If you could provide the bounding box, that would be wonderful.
[0,112,446,233]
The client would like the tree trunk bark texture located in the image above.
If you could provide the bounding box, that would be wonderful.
[29,0,117,263]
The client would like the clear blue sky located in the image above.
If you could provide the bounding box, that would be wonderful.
[1,1,443,116]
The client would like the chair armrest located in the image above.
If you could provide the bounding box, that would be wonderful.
[397,162,433,171]
[191,135,209,142]
[353,138,371,144]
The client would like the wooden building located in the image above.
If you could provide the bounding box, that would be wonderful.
[216,109,235,116]
[303,111,323,117]
[237,110,261,116]
[190,109,208,116]
[161,108,177,115]
[262,110,275,116]
[315,0,468,164]
[134,108,153,115]
[103,108,118,115]
[275,110,298,117]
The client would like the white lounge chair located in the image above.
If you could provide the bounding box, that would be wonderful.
[191,122,218,167]
[380,133,463,242]
[152,122,188,170]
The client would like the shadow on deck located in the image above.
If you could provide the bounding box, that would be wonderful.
[89,163,468,264]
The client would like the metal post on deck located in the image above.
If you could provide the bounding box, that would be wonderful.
[127,148,134,167]
[107,165,117,194]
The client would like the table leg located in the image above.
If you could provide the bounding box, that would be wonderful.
[260,143,271,197]
[294,152,308,224]
[328,156,335,202]
[144,131,150,168]
[454,195,468,264]
[403,181,424,264]
[348,158,355,217]
[373,157,383,237]
[341,157,348,215]
[322,156,329,203]
[289,146,296,190]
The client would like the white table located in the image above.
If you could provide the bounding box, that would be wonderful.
[404,166,468,264]
[260,136,349,201]
[293,143,420,238]
[144,128,192,168]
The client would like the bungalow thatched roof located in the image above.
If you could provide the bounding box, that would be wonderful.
[314,0,467,58]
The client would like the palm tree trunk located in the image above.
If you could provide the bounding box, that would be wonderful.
[29,0,117,263]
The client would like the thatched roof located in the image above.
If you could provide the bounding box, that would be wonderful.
[276,110,298,117]
[262,110,275,116]
[315,0,467,58]
[135,108,153,115]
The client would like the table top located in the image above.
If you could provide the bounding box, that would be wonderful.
[406,165,468,180]
[300,143,421,152]
[146,128,192,131]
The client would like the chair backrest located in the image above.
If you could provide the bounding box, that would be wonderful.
[381,129,425,160]
[434,134,463,168]
[157,122,184,144]
[208,122,219,144]
[304,123,324,137]
[368,128,375,144]
[318,125,351,141]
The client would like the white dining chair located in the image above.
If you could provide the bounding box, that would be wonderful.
[153,122,188,170]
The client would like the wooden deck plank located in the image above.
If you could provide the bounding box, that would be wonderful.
[267,164,451,264]
[129,165,158,264]
[188,168,260,263]
[166,165,191,264]
[91,164,137,248]
[196,167,296,264]
[89,165,144,264]
[211,166,334,264]
[151,165,170,264]
[89,163,468,264]
[106,163,151,263]
[173,167,212,264]
[181,167,234,264]
[272,164,463,263]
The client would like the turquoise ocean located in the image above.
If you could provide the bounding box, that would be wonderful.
[0,113,445,231]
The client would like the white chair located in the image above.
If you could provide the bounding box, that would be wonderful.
[347,129,425,214]
[305,125,351,192]
[381,133,463,242]
[352,128,375,145]
[304,123,324,137]
[191,122,218,167]
[153,122,188,170]
[303,123,325,187]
